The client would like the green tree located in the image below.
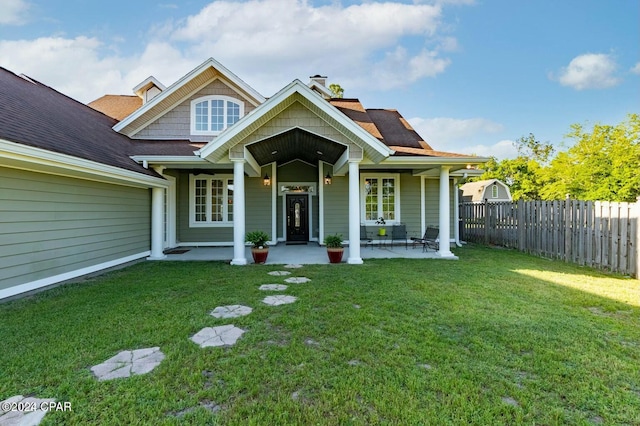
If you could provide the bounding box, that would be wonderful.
[477,134,552,200]
[329,83,344,98]
[542,114,640,201]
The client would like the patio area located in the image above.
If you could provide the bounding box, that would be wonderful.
[162,242,450,264]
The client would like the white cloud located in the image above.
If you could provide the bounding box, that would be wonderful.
[170,0,452,94]
[631,62,640,75]
[0,0,466,102]
[553,53,620,90]
[0,0,30,25]
[408,117,516,159]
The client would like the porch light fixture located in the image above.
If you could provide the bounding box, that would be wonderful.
[324,173,332,185]
[263,173,271,186]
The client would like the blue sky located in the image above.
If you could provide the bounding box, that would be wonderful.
[1,0,638,159]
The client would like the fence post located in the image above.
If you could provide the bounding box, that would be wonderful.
[517,199,524,251]
[564,197,571,263]
[484,199,490,245]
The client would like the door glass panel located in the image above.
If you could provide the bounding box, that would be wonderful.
[294,202,301,227]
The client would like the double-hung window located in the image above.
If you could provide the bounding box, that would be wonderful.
[190,174,234,226]
[361,173,400,224]
[190,96,244,135]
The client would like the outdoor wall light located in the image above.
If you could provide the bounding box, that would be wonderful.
[324,173,332,185]
[263,173,271,186]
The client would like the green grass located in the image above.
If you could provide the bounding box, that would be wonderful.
[1,246,639,425]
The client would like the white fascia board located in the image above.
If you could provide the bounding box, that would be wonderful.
[198,80,394,161]
[114,57,266,132]
[383,156,490,166]
[0,139,169,189]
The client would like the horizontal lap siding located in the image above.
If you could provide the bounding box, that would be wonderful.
[174,170,272,243]
[399,173,421,237]
[323,174,349,237]
[0,167,150,290]
[245,167,273,238]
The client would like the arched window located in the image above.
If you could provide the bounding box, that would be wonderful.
[190,96,244,135]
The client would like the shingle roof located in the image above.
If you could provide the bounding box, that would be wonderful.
[0,68,156,177]
[88,95,142,121]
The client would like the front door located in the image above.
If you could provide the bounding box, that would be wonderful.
[286,194,309,243]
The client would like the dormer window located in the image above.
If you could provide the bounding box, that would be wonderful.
[190,96,244,135]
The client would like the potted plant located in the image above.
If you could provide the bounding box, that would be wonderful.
[323,234,344,264]
[375,217,386,236]
[246,230,270,264]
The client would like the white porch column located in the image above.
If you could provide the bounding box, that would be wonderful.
[438,166,454,257]
[347,160,363,264]
[148,187,166,260]
[231,159,247,265]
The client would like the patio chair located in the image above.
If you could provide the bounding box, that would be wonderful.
[390,223,407,249]
[410,227,439,252]
[360,225,373,249]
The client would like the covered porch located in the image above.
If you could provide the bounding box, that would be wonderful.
[161,242,454,264]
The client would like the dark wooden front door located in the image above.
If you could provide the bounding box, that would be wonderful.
[286,194,309,242]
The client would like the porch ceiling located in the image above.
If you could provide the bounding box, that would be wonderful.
[246,128,347,166]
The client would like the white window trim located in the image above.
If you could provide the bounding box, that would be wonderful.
[491,184,499,198]
[360,173,401,225]
[189,174,234,227]
[190,95,245,136]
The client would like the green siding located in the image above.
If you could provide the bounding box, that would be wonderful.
[322,164,349,237]
[246,166,273,239]
[398,172,422,238]
[173,168,273,243]
[0,167,150,291]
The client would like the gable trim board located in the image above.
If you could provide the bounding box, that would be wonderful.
[197,80,394,165]
[114,58,266,137]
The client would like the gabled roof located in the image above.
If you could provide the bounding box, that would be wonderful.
[460,179,510,202]
[197,80,394,164]
[0,67,157,178]
[114,57,266,136]
[133,76,166,98]
[88,95,142,121]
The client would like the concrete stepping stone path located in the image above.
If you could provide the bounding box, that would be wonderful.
[210,305,252,318]
[91,347,165,381]
[259,284,288,291]
[268,271,291,276]
[191,325,245,348]
[284,264,303,269]
[262,295,297,306]
[0,395,57,425]
[284,277,311,284]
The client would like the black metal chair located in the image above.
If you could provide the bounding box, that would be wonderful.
[410,227,439,252]
[360,225,373,249]
[390,224,407,249]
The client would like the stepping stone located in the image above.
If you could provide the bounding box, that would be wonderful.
[259,284,288,291]
[262,295,297,306]
[268,271,291,276]
[210,305,252,318]
[0,395,56,425]
[284,264,303,269]
[91,347,165,381]
[191,325,245,348]
[284,277,310,284]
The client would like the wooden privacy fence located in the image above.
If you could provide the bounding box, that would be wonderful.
[460,199,640,277]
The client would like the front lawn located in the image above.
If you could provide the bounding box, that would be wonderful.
[1,246,639,424]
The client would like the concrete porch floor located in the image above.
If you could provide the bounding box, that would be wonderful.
[161,242,454,264]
